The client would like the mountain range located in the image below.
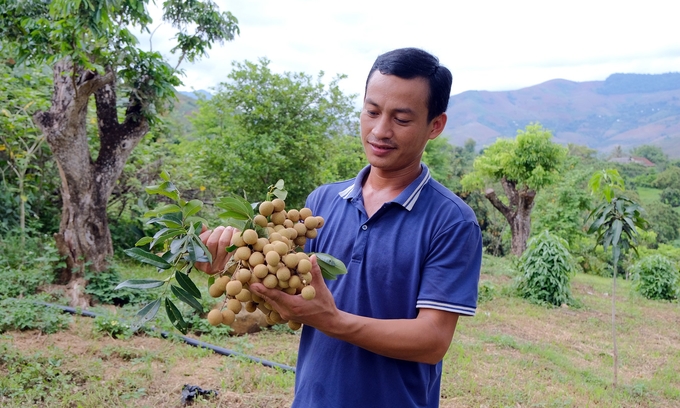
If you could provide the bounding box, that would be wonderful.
[443,73,680,158]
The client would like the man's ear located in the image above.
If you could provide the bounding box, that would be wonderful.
[428,113,448,140]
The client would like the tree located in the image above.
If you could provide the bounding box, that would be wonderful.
[461,123,567,256]
[631,144,668,169]
[586,168,647,387]
[0,0,239,303]
[644,201,680,243]
[652,166,680,190]
[187,58,360,209]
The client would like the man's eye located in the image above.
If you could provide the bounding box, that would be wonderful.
[395,118,410,124]
[366,110,378,117]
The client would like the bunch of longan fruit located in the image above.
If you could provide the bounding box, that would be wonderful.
[206,198,323,331]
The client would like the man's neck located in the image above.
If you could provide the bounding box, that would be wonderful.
[361,164,422,217]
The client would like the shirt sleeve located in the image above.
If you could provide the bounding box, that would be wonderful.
[416,219,482,316]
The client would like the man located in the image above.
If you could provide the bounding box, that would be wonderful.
[198,47,482,407]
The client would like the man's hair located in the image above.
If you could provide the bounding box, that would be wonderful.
[366,48,452,122]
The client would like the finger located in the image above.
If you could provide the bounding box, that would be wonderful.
[212,226,235,271]
[308,254,323,288]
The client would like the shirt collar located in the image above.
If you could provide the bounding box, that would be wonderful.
[338,164,431,211]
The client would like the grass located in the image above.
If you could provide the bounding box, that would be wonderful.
[1,256,679,407]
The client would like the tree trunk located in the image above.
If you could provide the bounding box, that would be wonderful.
[484,177,537,257]
[33,60,149,306]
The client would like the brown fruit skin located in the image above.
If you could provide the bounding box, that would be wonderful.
[207,309,223,326]
[301,285,316,300]
[236,288,252,302]
[277,266,291,281]
[288,320,302,330]
[221,309,236,325]
[293,223,308,237]
[235,246,251,261]
[262,274,279,289]
[274,241,289,256]
[242,229,258,245]
[272,198,286,212]
[293,236,307,247]
[253,214,268,228]
[259,201,274,217]
[249,251,265,266]
[227,298,242,314]
[283,254,299,269]
[287,209,300,222]
[270,211,286,225]
[315,216,325,228]
[304,216,319,229]
[299,207,313,220]
[297,259,312,274]
[226,280,243,296]
[288,275,302,289]
[265,251,280,267]
[209,284,225,298]
[245,301,258,313]
[305,228,318,239]
[253,264,269,279]
[253,237,268,252]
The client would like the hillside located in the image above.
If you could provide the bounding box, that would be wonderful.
[444,73,680,158]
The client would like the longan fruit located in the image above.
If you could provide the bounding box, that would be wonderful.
[209,283,225,298]
[294,236,307,247]
[269,232,283,242]
[262,243,275,254]
[297,259,312,274]
[253,214,268,228]
[274,224,285,232]
[272,198,286,212]
[315,216,325,228]
[237,268,252,283]
[249,274,261,285]
[234,246,251,261]
[231,232,245,247]
[300,272,313,284]
[252,293,264,304]
[270,211,286,225]
[242,229,258,245]
[285,227,298,240]
[267,263,279,274]
[249,251,265,266]
[253,263,269,279]
[304,216,319,229]
[245,301,258,313]
[301,285,316,300]
[265,251,280,267]
[207,309,223,326]
[227,298,242,314]
[269,310,283,324]
[274,241,289,256]
[278,279,290,289]
[283,254,299,269]
[283,219,294,228]
[296,252,310,261]
[236,288,252,302]
[288,275,302,289]
[293,223,308,237]
[262,274,279,289]
[252,237,266,252]
[288,320,302,331]
[287,209,300,222]
[284,287,297,295]
[299,207,313,220]
[276,266,291,281]
[226,280,243,297]
[221,309,236,325]
[259,201,274,217]
[305,228,318,239]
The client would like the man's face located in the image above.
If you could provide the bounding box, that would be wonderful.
[360,72,446,174]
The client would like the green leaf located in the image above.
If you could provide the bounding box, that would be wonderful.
[151,227,185,249]
[143,204,181,218]
[220,217,247,231]
[216,196,253,219]
[218,210,251,221]
[175,270,201,299]
[182,199,203,218]
[165,298,188,334]
[131,298,161,332]
[170,285,203,313]
[159,170,170,181]
[312,253,347,280]
[208,275,215,288]
[145,181,180,201]
[115,279,165,290]
[124,248,172,269]
[146,213,184,228]
[135,236,153,247]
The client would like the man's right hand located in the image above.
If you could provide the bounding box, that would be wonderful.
[195,226,236,275]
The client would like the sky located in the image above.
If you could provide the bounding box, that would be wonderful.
[137,0,680,103]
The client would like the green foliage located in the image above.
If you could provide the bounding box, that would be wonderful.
[0,296,71,334]
[515,230,576,307]
[630,145,669,169]
[423,137,476,193]
[185,58,360,209]
[652,166,680,189]
[461,123,567,192]
[477,281,497,303]
[660,187,680,207]
[631,255,680,301]
[93,315,134,339]
[85,267,155,306]
[644,201,680,244]
[0,230,62,298]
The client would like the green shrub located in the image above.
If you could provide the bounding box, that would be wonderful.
[93,315,134,339]
[477,281,497,303]
[516,230,576,307]
[0,295,72,334]
[0,231,62,299]
[85,267,156,306]
[631,255,680,301]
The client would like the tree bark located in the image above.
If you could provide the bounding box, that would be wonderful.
[484,177,537,256]
[33,60,149,306]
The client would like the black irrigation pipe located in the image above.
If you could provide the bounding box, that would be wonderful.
[33,301,296,373]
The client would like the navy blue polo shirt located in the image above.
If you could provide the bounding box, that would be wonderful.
[292,164,482,408]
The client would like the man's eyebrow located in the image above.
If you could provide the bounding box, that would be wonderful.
[364,98,415,115]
